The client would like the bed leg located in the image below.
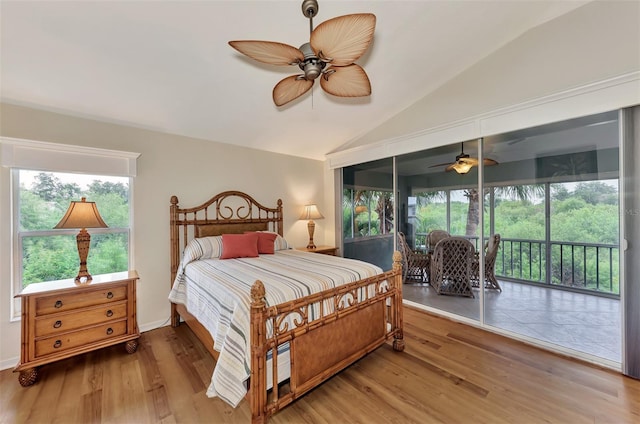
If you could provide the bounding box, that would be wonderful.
[392,250,405,352]
[171,303,180,327]
[250,280,268,424]
[393,330,405,352]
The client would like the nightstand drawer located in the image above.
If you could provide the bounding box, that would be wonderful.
[35,320,127,358]
[35,286,127,316]
[34,301,128,337]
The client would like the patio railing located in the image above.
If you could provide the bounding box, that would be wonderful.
[414,233,619,296]
[497,238,619,296]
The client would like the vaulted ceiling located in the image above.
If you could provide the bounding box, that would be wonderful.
[1,1,589,160]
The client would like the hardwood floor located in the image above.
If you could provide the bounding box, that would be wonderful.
[2,306,639,423]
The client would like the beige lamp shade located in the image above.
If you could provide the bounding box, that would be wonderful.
[54,197,108,229]
[54,197,108,283]
[299,204,324,220]
[300,204,324,249]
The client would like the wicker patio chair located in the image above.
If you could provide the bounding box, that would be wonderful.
[427,230,450,252]
[398,232,431,283]
[430,237,475,297]
[471,234,502,291]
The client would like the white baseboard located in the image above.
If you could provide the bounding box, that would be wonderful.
[139,317,172,333]
[0,317,173,372]
[1,357,18,371]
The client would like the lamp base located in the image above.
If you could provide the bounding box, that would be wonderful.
[75,228,93,284]
[306,220,316,250]
[75,272,93,284]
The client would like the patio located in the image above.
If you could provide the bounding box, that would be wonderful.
[403,280,621,364]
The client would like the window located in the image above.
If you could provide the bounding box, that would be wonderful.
[15,170,131,288]
[2,137,139,320]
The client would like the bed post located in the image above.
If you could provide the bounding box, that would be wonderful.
[392,251,405,352]
[170,196,181,328]
[276,199,283,236]
[250,280,268,424]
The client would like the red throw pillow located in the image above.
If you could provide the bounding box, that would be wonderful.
[220,233,259,259]
[245,231,278,254]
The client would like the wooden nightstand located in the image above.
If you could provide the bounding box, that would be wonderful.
[14,271,140,386]
[297,246,339,256]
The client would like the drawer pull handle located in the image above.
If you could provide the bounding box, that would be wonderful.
[53,340,62,349]
[106,310,113,317]
[54,300,63,308]
[106,292,114,299]
[106,328,113,335]
[53,320,62,328]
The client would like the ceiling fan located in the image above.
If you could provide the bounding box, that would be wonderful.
[228,0,376,107]
[430,142,499,174]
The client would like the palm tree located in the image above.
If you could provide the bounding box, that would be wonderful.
[343,189,394,237]
[375,192,394,234]
[463,185,544,236]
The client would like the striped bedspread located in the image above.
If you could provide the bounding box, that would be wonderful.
[168,249,384,407]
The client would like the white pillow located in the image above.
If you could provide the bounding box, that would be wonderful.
[258,231,291,251]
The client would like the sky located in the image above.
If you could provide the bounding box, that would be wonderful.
[19,170,129,191]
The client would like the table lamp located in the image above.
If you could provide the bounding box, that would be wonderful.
[300,204,324,249]
[54,197,108,283]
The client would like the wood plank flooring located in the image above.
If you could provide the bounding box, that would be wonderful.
[2,306,639,423]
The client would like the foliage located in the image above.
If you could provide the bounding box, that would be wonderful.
[31,172,81,202]
[342,188,392,238]
[573,181,618,205]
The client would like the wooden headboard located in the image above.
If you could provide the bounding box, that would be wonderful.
[169,190,283,282]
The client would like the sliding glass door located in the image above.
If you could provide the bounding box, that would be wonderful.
[340,110,625,366]
[481,111,621,363]
[394,141,481,321]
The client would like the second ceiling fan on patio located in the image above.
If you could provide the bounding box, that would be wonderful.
[430,142,499,174]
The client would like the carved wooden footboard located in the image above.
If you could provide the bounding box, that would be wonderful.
[169,191,404,424]
[249,256,403,423]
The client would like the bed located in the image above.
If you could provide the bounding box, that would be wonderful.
[168,191,404,423]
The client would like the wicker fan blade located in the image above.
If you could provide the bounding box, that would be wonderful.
[320,64,371,98]
[228,41,304,66]
[484,158,499,166]
[429,162,454,168]
[310,14,376,66]
[273,76,314,106]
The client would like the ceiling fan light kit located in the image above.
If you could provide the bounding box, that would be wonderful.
[451,161,474,174]
[228,0,376,107]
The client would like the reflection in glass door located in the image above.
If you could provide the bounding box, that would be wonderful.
[341,158,395,271]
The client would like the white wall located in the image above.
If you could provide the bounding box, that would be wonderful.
[0,103,330,369]
[336,0,640,152]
